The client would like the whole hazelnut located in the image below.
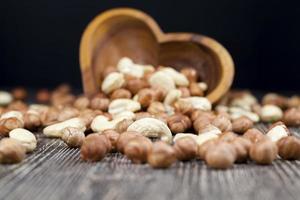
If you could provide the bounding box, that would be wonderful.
[62,127,85,148]
[124,137,152,164]
[147,102,166,115]
[180,67,198,82]
[243,128,267,143]
[80,134,111,162]
[174,100,194,116]
[277,136,300,160]
[193,115,213,133]
[212,114,232,132]
[11,87,27,100]
[36,89,51,103]
[0,117,24,137]
[262,93,287,109]
[116,131,142,153]
[151,86,167,101]
[0,138,26,164]
[219,132,238,143]
[137,88,156,108]
[51,94,75,107]
[167,114,191,133]
[54,83,72,94]
[189,82,204,96]
[24,110,41,130]
[115,119,134,133]
[249,139,278,165]
[90,97,110,111]
[232,116,253,134]
[205,142,236,169]
[57,107,79,122]
[125,78,148,95]
[7,101,28,112]
[74,96,90,110]
[173,137,197,161]
[178,87,191,98]
[197,139,219,160]
[110,89,132,100]
[102,129,120,152]
[287,95,300,108]
[231,137,252,163]
[147,141,176,168]
[282,108,300,126]
[191,110,215,122]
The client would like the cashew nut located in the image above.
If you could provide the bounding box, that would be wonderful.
[177,97,212,111]
[230,93,257,111]
[0,91,13,106]
[101,72,125,94]
[229,107,259,122]
[149,71,175,92]
[43,117,86,138]
[108,99,141,115]
[260,104,283,122]
[160,67,189,86]
[91,114,131,133]
[198,124,221,135]
[112,111,135,120]
[164,89,181,106]
[117,57,155,78]
[9,128,37,152]
[266,124,289,142]
[127,118,172,143]
[173,133,198,143]
[196,132,219,146]
[198,82,208,91]
[1,111,23,121]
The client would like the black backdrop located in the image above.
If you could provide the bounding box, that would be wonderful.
[0,0,299,91]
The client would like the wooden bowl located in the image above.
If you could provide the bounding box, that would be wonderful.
[80,8,234,103]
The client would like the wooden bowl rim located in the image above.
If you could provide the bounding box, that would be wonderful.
[79,7,234,103]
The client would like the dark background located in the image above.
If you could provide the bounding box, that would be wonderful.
[0,0,299,91]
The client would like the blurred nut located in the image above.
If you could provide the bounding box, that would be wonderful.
[125,78,149,95]
[191,110,215,122]
[243,128,267,143]
[11,87,27,100]
[9,128,37,152]
[212,114,232,132]
[249,139,278,165]
[189,82,204,96]
[0,117,24,137]
[178,87,191,98]
[0,138,26,164]
[90,97,110,111]
[108,99,141,116]
[266,122,289,142]
[101,72,125,94]
[0,91,13,106]
[40,107,60,126]
[36,89,51,103]
[137,89,156,108]
[197,139,219,160]
[102,129,120,152]
[147,141,176,168]
[262,93,287,108]
[74,96,90,110]
[124,136,152,164]
[231,137,252,163]
[62,127,85,148]
[277,136,300,160]
[282,108,300,126]
[24,110,41,130]
[160,67,189,87]
[180,67,198,82]
[7,101,28,112]
[115,118,134,133]
[57,107,79,122]
[116,131,142,153]
[167,114,191,133]
[110,88,132,100]
[135,112,152,120]
[174,99,194,116]
[177,97,212,111]
[232,116,253,134]
[147,102,166,115]
[219,132,238,143]
[260,104,283,122]
[164,89,182,106]
[173,137,197,161]
[149,71,176,92]
[173,133,198,143]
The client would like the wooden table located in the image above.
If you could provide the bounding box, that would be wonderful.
[0,124,299,200]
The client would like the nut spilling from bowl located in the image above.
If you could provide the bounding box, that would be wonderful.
[1,58,300,169]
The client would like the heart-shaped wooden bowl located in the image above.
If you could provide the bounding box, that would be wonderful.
[80,8,234,103]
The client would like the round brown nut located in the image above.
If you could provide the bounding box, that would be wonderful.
[232,116,254,134]
[147,102,166,115]
[90,97,110,111]
[0,138,26,164]
[137,88,156,108]
[191,110,215,122]
[115,119,134,134]
[102,129,120,152]
[151,86,167,101]
[219,132,238,143]
[57,107,79,122]
[147,141,176,168]
[282,108,300,126]
[124,137,153,164]
[80,134,111,162]
[262,93,287,109]
[197,139,219,160]
[173,137,197,161]
[7,101,28,112]
[180,67,198,82]
[193,115,212,133]
[243,128,266,143]
[277,136,300,160]
[36,89,51,103]
[74,96,90,110]
[11,87,27,100]
[62,127,85,148]
[231,137,252,163]
[189,82,204,96]
[167,114,191,133]
[116,131,142,153]
[135,112,152,121]
[249,139,278,165]
[125,78,149,95]
[110,88,132,100]
[24,111,41,130]
[205,142,236,169]
[174,99,194,116]
[212,114,232,132]
[0,117,24,137]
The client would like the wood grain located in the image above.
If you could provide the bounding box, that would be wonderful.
[0,124,299,200]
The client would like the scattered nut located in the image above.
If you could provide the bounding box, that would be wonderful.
[23,110,41,130]
[167,114,191,133]
[36,89,51,103]
[197,139,219,160]
[9,128,37,152]
[115,118,134,133]
[243,128,267,143]
[0,91,13,106]
[266,122,289,142]
[147,141,176,168]
[101,72,125,94]
[102,129,120,152]
[149,71,176,92]
[62,127,85,148]
[173,133,198,143]
[219,132,238,143]
[177,97,211,111]
[277,136,300,160]
[249,139,278,165]
[231,137,252,163]
[212,114,232,132]
[160,67,189,87]
[90,97,109,111]
[189,82,204,96]
[110,88,132,100]
[180,67,198,82]
[0,138,26,164]
[74,96,90,110]
[282,108,300,126]
[147,101,166,115]
[11,87,27,100]
[124,136,152,164]
[116,131,142,153]
[173,137,197,161]
[108,99,141,115]
[232,116,253,134]
[260,104,283,122]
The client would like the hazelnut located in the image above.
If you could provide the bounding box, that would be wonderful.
[24,110,41,130]
[115,119,134,133]
[260,104,283,122]
[80,134,111,162]
[7,101,28,112]
[262,93,287,109]
[124,137,152,164]
[102,129,120,152]
[135,112,152,120]
[212,114,232,132]
[243,128,267,143]
[167,114,191,133]
[11,87,27,100]
[191,110,215,122]
[178,87,191,98]
[205,142,236,169]
[74,96,90,110]
[266,122,289,142]
[249,139,278,165]
[180,67,198,82]
[90,97,110,111]
[0,138,26,164]
[137,88,156,108]
[193,115,213,133]
[189,82,204,96]
[231,137,252,163]
[147,141,176,168]
[147,102,166,115]
[219,132,238,143]
[287,95,300,108]
[151,86,167,101]
[57,107,79,122]
[110,89,132,100]
[36,89,51,103]
[232,116,253,134]
[173,137,197,161]
[282,108,300,126]
[125,78,148,95]
[0,117,24,137]
[62,127,85,148]
[174,99,194,116]
[197,139,219,160]
[277,136,300,160]
[116,131,142,153]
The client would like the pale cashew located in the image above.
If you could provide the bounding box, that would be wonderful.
[160,67,189,86]
[196,132,219,146]
[9,128,37,152]
[117,57,155,78]
[127,118,172,143]
[198,124,221,135]
[177,97,212,111]
[266,124,289,142]
[101,72,125,94]
[149,71,175,92]
[0,91,13,106]
[229,107,259,122]
[198,82,208,91]
[1,111,23,121]
[164,89,182,106]
[173,133,198,143]
[112,111,135,120]
[91,115,130,133]
[260,104,283,122]
[43,117,86,138]
[108,99,141,115]
[29,104,49,115]
[230,93,257,111]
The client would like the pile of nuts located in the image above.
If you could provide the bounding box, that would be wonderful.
[0,57,300,169]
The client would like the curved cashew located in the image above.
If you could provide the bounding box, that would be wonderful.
[117,57,155,78]
[108,99,141,115]
[177,97,212,111]
[173,133,198,143]
[198,124,221,135]
[229,107,259,122]
[127,118,172,143]
[260,104,283,122]
[266,123,289,142]
[112,111,135,120]
[149,71,175,92]
[1,111,23,121]
[160,67,189,86]
[196,132,219,146]
[9,128,37,152]
[164,89,182,106]
[101,72,125,94]
[91,114,133,133]
[43,117,86,138]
